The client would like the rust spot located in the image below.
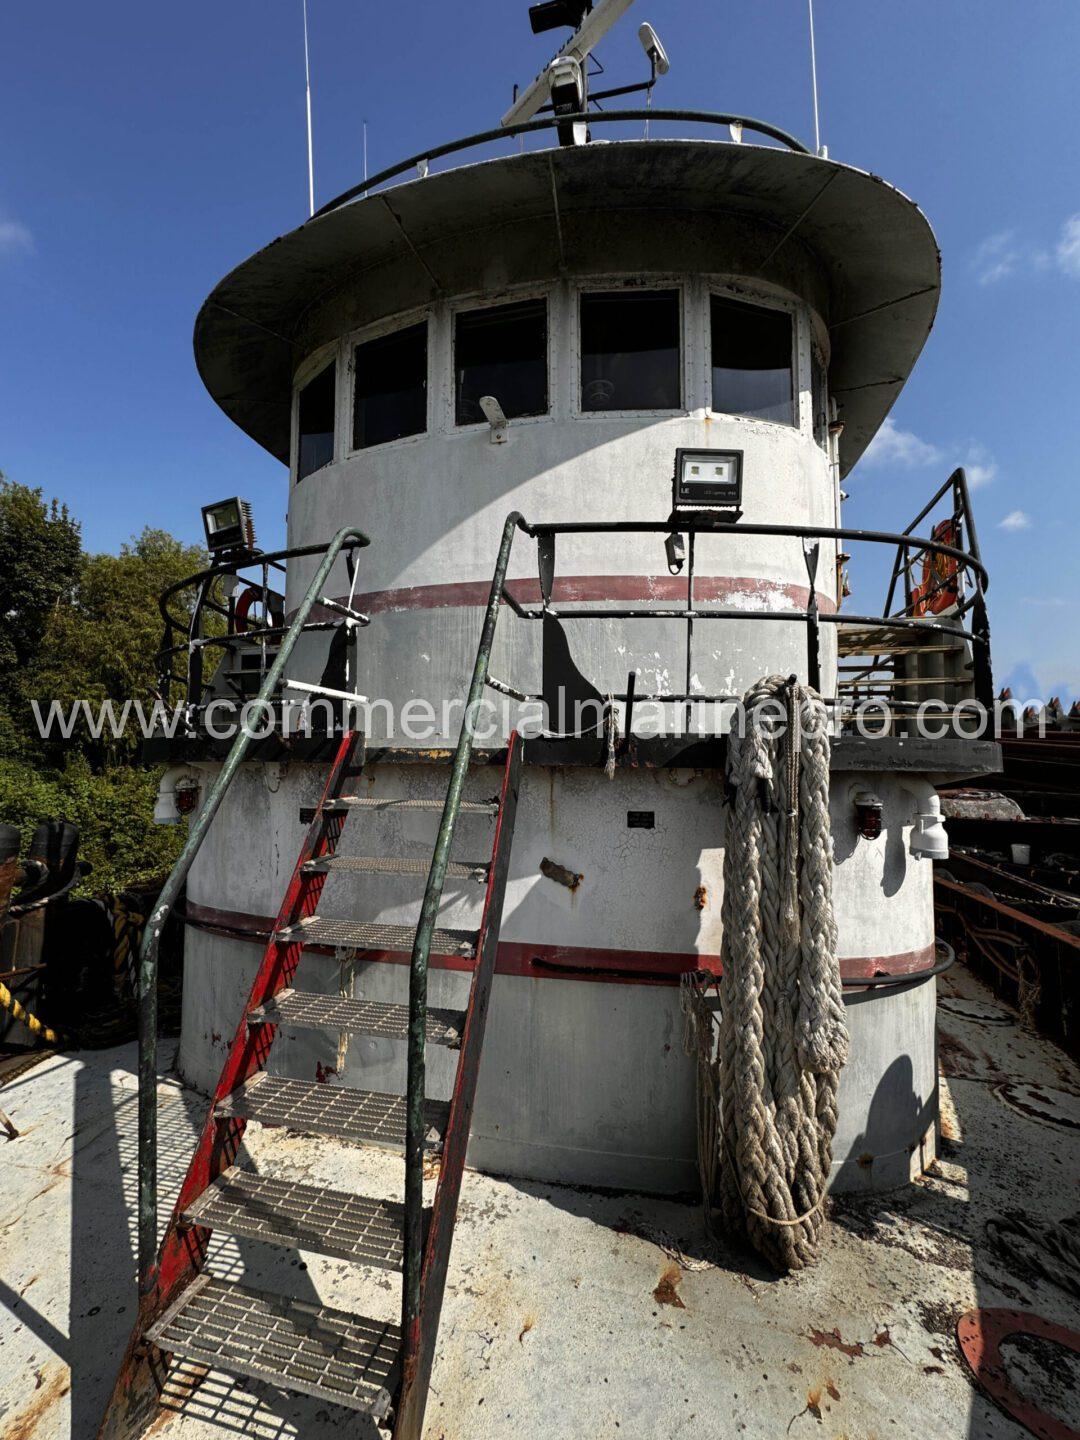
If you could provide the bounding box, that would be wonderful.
[518,1315,535,1343]
[806,1386,822,1418]
[856,1152,874,1169]
[808,1328,864,1360]
[825,1379,840,1401]
[314,1061,337,1083]
[540,857,583,891]
[653,1262,686,1309]
[693,885,708,911]
[3,1363,70,1440]
[873,1328,891,1348]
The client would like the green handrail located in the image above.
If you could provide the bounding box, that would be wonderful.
[401,511,522,1356]
[137,525,369,1293]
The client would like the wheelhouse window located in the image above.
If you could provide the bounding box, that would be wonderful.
[353,320,428,450]
[296,361,336,480]
[811,349,828,449]
[710,295,794,426]
[580,289,680,411]
[454,298,548,425]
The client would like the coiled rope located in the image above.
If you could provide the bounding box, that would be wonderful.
[687,675,848,1272]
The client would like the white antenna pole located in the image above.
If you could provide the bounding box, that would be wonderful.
[303,0,315,215]
[363,119,368,181]
[807,0,823,157]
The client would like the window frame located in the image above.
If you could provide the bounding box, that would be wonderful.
[448,289,553,434]
[705,283,801,432]
[342,307,434,459]
[291,345,340,484]
[572,280,688,420]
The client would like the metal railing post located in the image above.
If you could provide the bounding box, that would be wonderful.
[136,526,368,1296]
[402,511,522,1372]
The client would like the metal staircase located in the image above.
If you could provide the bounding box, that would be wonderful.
[99,524,523,1440]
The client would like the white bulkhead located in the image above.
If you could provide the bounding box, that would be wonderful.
[181,140,951,1194]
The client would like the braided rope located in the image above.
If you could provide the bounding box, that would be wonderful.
[712,675,847,1271]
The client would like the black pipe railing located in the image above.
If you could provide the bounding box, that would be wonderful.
[313,108,810,220]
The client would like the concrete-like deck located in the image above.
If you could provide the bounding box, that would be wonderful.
[1,963,1078,1440]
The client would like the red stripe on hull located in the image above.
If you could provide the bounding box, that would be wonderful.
[290,574,839,622]
[183,902,933,986]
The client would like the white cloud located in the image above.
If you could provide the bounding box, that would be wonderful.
[998,509,1031,532]
[1056,214,1080,278]
[972,230,1021,285]
[861,416,941,469]
[962,445,997,488]
[0,216,33,254]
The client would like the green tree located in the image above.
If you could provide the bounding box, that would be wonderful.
[0,477,84,756]
[21,527,210,764]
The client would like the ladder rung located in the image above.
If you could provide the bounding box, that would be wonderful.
[322,795,499,814]
[316,595,370,625]
[249,988,465,1046]
[217,1073,449,1151]
[277,916,477,958]
[181,1166,425,1269]
[146,1274,400,1417]
[301,854,488,881]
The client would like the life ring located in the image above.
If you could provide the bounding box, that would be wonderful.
[234,585,284,634]
[912,518,961,616]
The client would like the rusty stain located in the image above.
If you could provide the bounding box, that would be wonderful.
[807,1328,865,1360]
[3,1363,70,1440]
[856,1151,874,1169]
[314,1061,337,1083]
[693,884,707,911]
[540,857,583,891]
[518,1315,535,1343]
[653,1262,686,1309]
[825,1379,840,1401]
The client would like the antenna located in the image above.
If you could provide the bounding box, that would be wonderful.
[502,0,637,127]
[302,0,315,216]
[363,119,368,182]
[807,0,824,158]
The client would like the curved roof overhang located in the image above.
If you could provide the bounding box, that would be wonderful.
[194,139,940,478]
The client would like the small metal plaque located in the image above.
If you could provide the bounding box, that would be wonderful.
[627,811,655,829]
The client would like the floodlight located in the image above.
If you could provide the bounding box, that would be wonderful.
[637,22,669,74]
[672,449,743,513]
[202,497,256,555]
[479,394,509,444]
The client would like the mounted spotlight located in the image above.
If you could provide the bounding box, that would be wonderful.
[672,448,743,517]
[548,54,586,144]
[637,22,669,74]
[201,497,256,556]
[529,0,591,35]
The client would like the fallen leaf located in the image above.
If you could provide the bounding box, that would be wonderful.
[653,1262,686,1309]
[518,1316,534,1343]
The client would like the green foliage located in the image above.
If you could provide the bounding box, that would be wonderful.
[0,476,204,893]
[0,475,83,687]
[0,758,184,896]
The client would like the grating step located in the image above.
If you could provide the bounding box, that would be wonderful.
[217,1073,449,1151]
[304,795,498,822]
[147,1274,400,1417]
[278,916,477,958]
[182,1166,424,1269]
[302,854,488,881]
[249,988,465,1047]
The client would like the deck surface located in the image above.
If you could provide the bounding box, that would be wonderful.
[1,964,1078,1440]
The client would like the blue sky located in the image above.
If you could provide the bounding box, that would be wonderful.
[2,0,1077,699]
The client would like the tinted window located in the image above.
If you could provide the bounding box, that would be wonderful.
[455,299,547,425]
[353,321,427,449]
[296,361,336,480]
[711,296,793,425]
[580,290,680,411]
